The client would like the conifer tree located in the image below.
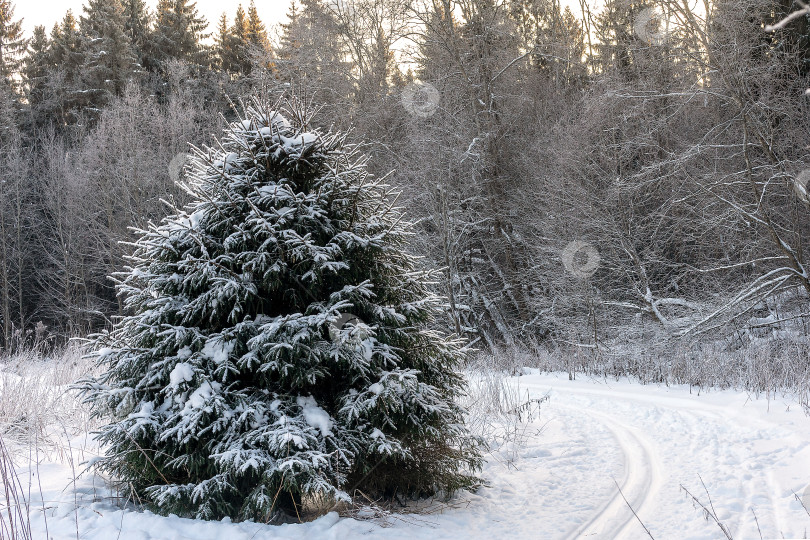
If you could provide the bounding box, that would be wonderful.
[230,5,250,73]
[0,0,26,91]
[277,0,344,69]
[23,26,49,110]
[246,1,269,52]
[276,0,352,112]
[510,0,587,88]
[82,96,482,521]
[50,12,83,73]
[151,0,208,67]
[213,12,232,71]
[121,0,152,70]
[216,5,264,75]
[593,0,658,78]
[79,0,137,111]
[47,11,84,124]
[0,84,30,351]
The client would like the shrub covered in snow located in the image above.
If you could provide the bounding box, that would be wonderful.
[79,96,482,522]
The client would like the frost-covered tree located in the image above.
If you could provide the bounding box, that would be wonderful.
[221,5,250,74]
[82,96,482,521]
[212,13,231,71]
[213,4,268,76]
[275,0,352,122]
[0,85,27,349]
[0,0,26,90]
[23,26,49,110]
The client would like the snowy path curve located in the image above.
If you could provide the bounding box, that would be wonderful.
[522,373,810,539]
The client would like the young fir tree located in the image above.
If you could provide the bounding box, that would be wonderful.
[82,96,482,521]
[275,0,353,115]
[47,11,85,125]
[213,7,251,75]
[213,12,231,72]
[50,12,83,72]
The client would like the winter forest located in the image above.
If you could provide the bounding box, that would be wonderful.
[1,0,810,538]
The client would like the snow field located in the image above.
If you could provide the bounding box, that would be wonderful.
[5,369,810,539]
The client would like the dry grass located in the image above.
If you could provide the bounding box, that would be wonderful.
[0,434,31,540]
[0,344,97,458]
[498,331,810,403]
[0,344,100,540]
[461,355,548,468]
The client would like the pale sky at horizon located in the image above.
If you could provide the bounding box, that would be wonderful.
[14,0,293,39]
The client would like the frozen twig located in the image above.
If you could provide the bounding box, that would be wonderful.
[793,490,810,517]
[680,476,734,540]
[750,507,763,540]
[614,478,655,539]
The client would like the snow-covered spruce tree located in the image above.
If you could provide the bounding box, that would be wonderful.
[81,97,482,521]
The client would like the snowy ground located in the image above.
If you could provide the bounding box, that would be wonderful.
[12,371,810,539]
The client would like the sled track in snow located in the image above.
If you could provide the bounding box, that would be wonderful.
[522,378,799,539]
[558,403,663,540]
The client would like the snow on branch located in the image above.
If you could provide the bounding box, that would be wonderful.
[764,1,810,32]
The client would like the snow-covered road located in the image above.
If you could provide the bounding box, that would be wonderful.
[24,372,810,539]
[534,373,810,539]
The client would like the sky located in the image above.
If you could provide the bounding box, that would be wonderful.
[15,0,292,38]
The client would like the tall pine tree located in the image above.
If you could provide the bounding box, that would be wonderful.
[79,0,137,112]
[215,4,269,75]
[213,12,232,72]
[229,5,250,74]
[82,95,482,521]
[276,0,352,116]
[0,82,31,351]
[47,11,84,125]
[0,0,25,91]
[121,0,152,70]
[23,25,49,112]
[151,0,208,68]
[246,1,269,52]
